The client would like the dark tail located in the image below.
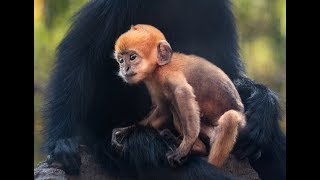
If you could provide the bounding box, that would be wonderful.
[233,76,286,180]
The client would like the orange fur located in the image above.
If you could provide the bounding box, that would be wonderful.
[115,25,166,60]
[113,24,246,168]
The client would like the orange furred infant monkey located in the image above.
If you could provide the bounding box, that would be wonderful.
[112,24,246,168]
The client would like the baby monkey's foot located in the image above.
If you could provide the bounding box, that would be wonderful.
[111,125,135,151]
[166,149,188,168]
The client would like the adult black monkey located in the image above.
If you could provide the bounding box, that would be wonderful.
[43,0,286,179]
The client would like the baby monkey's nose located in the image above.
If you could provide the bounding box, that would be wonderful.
[125,66,130,72]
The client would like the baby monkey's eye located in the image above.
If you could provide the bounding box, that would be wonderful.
[119,58,124,63]
[130,54,137,61]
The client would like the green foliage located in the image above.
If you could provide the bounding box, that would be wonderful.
[233,0,286,133]
[34,0,87,167]
[34,0,286,166]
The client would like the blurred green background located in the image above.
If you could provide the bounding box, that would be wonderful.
[34,0,286,167]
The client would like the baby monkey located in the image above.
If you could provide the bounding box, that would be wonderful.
[112,24,246,168]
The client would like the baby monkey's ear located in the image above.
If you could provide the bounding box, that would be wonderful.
[157,40,172,66]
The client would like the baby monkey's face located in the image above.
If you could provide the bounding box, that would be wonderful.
[115,49,155,84]
[114,24,172,84]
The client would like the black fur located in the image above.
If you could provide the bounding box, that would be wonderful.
[101,125,234,179]
[232,78,286,180]
[42,0,286,179]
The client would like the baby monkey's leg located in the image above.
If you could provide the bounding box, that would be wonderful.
[166,85,201,167]
[171,110,208,156]
[139,106,169,128]
[207,110,245,167]
[160,129,208,156]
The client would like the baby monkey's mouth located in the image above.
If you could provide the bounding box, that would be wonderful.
[125,72,137,77]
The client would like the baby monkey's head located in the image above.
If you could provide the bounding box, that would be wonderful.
[114,24,172,84]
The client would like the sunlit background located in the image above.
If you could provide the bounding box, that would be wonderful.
[34,0,286,167]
